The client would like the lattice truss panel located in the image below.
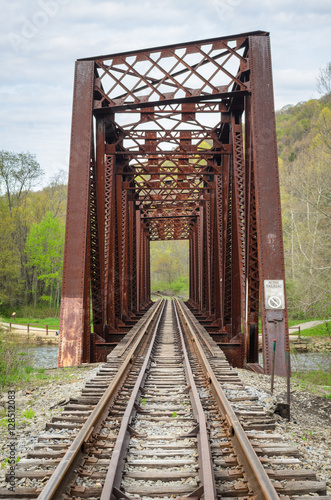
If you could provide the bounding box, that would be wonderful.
[94,38,248,107]
[91,35,251,241]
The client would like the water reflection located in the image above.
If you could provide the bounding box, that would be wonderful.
[26,345,331,373]
[259,352,331,372]
[26,346,59,368]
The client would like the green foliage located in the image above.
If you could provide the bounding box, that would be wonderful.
[300,322,331,338]
[150,240,189,296]
[278,93,331,319]
[1,315,60,329]
[0,330,35,388]
[293,369,331,399]
[0,198,23,306]
[0,155,66,314]
[22,409,35,419]
[1,457,19,468]
[25,211,64,310]
[0,150,43,212]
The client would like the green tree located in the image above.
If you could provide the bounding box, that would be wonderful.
[0,150,45,307]
[0,199,23,308]
[25,212,65,310]
[279,97,331,318]
[316,61,331,95]
[150,240,189,294]
[0,150,43,213]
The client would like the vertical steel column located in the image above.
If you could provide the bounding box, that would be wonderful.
[245,95,260,363]
[114,175,123,324]
[136,210,141,312]
[191,228,196,306]
[231,115,246,331]
[140,226,146,307]
[201,204,207,313]
[198,208,204,311]
[249,35,289,376]
[214,174,224,326]
[58,61,95,367]
[143,231,149,306]
[209,190,216,320]
[121,188,129,319]
[205,199,212,317]
[189,236,193,302]
[146,235,151,303]
[230,165,242,338]
[190,227,198,307]
[104,155,117,333]
[90,121,105,338]
[128,200,136,315]
[222,152,232,331]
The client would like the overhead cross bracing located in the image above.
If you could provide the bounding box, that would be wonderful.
[59,31,290,377]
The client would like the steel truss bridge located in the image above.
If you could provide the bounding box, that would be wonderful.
[58,30,290,376]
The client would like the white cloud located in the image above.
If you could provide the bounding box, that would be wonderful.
[0,0,330,182]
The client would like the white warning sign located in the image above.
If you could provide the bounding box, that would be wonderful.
[264,280,285,310]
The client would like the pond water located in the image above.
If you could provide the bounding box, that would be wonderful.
[27,345,331,373]
[25,346,59,369]
[258,352,331,372]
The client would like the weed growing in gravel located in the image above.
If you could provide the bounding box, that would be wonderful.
[294,369,331,386]
[172,411,177,417]
[0,418,8,428]
[22,409,36,419]
[0,329,53,389]
[293,369,331,398]
[0,328,36,388]
[1,457,19,469]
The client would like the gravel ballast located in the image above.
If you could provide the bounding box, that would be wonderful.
[0,363,330,492]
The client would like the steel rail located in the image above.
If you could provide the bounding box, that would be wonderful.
[175,298,280,500]
[37,299,165,500]
[173,300,217,499]
[116,303,157,357]
[100,300,166,500]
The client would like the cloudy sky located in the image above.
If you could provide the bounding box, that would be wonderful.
[0,0,330,184]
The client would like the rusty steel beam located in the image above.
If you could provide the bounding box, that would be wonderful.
[249,35,289,376]
[59,61,94,367]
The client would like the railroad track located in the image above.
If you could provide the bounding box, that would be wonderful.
[0,299,329,499]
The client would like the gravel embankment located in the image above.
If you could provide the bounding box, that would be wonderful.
[0,364,99,488]
[236,368,331,493]
[0,363,330,492]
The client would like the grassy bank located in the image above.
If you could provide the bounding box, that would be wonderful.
[300,322,331,337]
[0,329,50,389]
[1,316,60,329]
[293,369,331,399]
[0,305,60,330]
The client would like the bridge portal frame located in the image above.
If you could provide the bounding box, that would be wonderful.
[58,31,290,376]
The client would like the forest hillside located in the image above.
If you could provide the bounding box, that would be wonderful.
[276,93,331,318]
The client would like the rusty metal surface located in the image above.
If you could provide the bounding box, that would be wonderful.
[249,35,289,375]
[100,300,166,499]
[58,60,94,367]
[40,301,164,500]
[60,31,289,375]
[173,301,217,498]
[176,298,280,500]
